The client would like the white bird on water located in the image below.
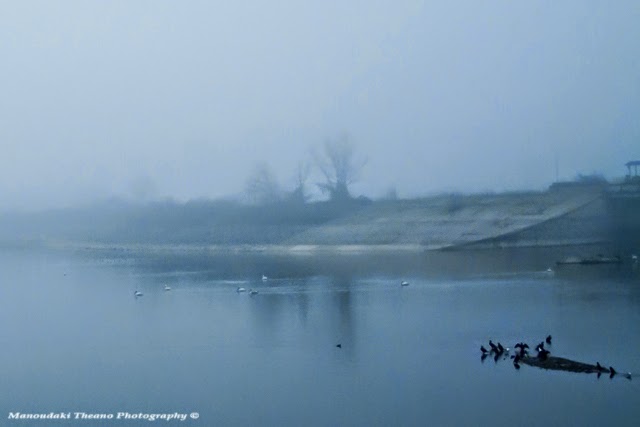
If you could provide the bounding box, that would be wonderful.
[401,281,410,286]
[134,291,143,297]
[237,287,246,293]
[164,285,171,291]
[262,275,268,282]
[249,289,259,295]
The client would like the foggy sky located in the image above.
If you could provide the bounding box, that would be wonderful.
[1,0,638,210]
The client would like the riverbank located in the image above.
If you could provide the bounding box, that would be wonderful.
[0,186,627,252]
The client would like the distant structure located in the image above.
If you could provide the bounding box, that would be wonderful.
[606,160,640,249]
[625,160,640,182]
[610,160,640,194]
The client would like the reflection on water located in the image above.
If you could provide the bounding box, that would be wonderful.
[0,248,639,426]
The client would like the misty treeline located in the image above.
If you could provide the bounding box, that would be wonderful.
[1,135,606,247]
[245,134,369,206]
[0,135,380,245]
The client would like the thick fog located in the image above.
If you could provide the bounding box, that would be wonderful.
[1,1,638,210]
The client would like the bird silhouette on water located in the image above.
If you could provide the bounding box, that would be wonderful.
[336,344,342,349]
[514,342,529,358]
[537,349,550,361]
[513,354,521,370]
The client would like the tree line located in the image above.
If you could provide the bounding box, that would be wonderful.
[245,133,367,206]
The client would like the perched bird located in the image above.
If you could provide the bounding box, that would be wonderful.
[480,345,488,354]
[497,343,505,354]
[546,335,552,345]
[489,340,498,353]
[596,362,605,371]
[536,342,545,352]
[610,366,617,378]
[513,362,521,370]
[538,349,550,360]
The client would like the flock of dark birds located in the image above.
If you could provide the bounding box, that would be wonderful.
[480,335,552,367]
[480,335,631,379]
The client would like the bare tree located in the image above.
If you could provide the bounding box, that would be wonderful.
[244,163,281,205]
[382,186,398,201]
[314,133,365,202]
[288,161,311,204]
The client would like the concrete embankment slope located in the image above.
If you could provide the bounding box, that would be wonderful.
[285,190,607,250]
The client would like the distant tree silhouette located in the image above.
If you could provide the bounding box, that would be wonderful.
[574,173,607,184]
[382,186,398,201]
[287,161,311,204]
[245,163,281,205]
[314,133,365,203]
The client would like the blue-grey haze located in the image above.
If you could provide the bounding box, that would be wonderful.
[0,1,639,210]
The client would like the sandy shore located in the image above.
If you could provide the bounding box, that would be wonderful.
[42,241,433,256]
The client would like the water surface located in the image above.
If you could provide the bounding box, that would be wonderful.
[1,248,639,426]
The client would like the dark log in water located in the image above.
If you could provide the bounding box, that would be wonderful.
[520,355,601,373]
[520,355,632,379]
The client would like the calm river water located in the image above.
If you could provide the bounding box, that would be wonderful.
[1,247,639,426]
